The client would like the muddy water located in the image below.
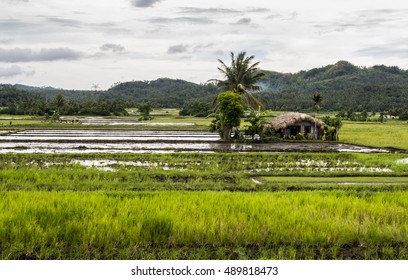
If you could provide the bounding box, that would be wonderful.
[79,116,195,126]
[6,130,219,141]
[0,130,392,154]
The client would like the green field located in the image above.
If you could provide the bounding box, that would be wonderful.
[1,114,408,259]
[341,120,408,150]
[1,191,407,260]
[0,152,407,259]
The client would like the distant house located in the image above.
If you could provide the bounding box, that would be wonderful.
[59,117,80,123]
[266,112,326,140]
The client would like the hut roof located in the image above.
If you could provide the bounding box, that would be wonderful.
[270,112,325,130]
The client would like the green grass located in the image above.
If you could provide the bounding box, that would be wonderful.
[1,152,407,259]
[262,176,408,183]
[1,116,408,260]
[0,191,407,259]
[341,120,408,150]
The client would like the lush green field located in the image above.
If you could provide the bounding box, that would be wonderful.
[340,121,408,150]
[1,191,407,260]
[0,152,407,259]
[1,153,407,191]
[1,113,408,259]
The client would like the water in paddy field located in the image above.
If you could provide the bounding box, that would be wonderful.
[0,130,391,154]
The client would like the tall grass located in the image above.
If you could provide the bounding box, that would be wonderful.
[1,152,407,259]
[0,191,407,259]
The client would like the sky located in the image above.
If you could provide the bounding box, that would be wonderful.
[1,0,408,90]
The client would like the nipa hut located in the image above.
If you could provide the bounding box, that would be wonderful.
[265,112,326,139]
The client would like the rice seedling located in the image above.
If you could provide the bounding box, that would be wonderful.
[0,191,407,259]
[1,151,407,259]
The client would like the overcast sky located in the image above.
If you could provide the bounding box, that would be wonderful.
[1,0,408,89]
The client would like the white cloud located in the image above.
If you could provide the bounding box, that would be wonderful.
[0,65,34,77]
[131,0,163,8]
[100,43,126,53]
[235,18,252,25]
[0,48,82,63]
[355,46,408,58]
[1,0,408,89]
[167,44,188,54]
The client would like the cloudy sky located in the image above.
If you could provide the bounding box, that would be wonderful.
[1,0,408,89]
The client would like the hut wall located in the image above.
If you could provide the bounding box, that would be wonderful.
[284,121,314,137]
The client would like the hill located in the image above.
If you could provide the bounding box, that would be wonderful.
[258,61,408,112]
[1,78,219,109]
[2,61,408,113]
[105,78,218,108]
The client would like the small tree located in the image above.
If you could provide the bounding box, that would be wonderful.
[137,102,152,120]
[52,94,67,114]
[322,116,342,141]
[244,107,271,141]
[213,91,244,141]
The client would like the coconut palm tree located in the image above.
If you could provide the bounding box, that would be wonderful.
[312,93,322,114]
[211,51,265,109]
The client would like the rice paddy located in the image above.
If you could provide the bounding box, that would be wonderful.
[0,117,407,260]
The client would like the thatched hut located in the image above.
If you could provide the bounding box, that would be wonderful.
[265,112,326,139]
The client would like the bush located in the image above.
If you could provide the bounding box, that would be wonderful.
[324,126,336,141]
[399,110,408,121]
[296,132,305,140]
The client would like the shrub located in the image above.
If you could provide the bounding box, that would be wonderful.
[296,132,305,140]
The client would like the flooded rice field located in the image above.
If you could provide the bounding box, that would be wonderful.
[80,116,195,126]
[0,129,392,154]
[66,159,393,173]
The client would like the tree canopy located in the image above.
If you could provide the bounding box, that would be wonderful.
[211,51,265,109]
[212,91,244,141]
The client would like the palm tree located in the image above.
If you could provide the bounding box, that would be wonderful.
[312,93,322,113]
[211,51,265,109]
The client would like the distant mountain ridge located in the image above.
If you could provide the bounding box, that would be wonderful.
[258,61,408,112]
[14,84,61,92]
[2,61,408,112]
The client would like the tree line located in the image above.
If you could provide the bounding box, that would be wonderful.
[0,86,129,116]
[2,60,408,119]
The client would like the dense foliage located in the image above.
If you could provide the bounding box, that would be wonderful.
[107,78,218,108]
[0,86,128,116]
[2,61,408,118]
[179,100,212,117]
[259,61,408,114]
[212,92,244,140]
[211,51,265,109]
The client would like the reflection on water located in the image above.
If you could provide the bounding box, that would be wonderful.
[0,130,391,154]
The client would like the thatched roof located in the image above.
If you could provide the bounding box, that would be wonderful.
[268,112,326,130]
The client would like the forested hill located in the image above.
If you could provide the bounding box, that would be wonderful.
[2,61,408,113]
[258,61,408,112]
[106,78,218,107]
[0,78,219,109]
